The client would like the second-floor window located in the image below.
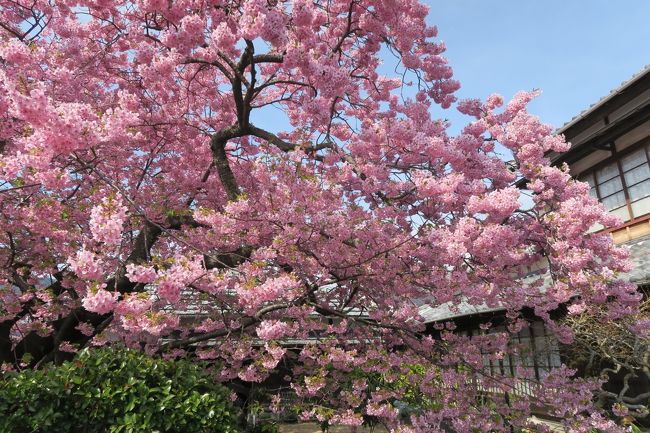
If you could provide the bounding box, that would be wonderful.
[580,141,650,223]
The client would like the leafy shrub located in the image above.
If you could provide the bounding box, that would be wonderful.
[0,348,239,433]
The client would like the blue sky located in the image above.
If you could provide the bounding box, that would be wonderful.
[428,0,650,132]
[253,1,650,139]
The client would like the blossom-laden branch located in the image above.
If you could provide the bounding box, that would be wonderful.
[0,1,640,431]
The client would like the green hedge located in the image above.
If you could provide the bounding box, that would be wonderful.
[0,348,239,433]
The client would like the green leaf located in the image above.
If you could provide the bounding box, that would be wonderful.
[0,347,239,433]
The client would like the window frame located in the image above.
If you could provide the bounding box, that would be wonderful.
[577,136,650,228]
[465,320,562,382]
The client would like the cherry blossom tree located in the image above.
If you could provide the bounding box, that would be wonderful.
[0,1,642,431]
[564,294,650,424]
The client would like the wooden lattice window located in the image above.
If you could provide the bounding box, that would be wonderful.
[580,141,650,223]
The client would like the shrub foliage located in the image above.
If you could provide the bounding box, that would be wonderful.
[0,348,239,433]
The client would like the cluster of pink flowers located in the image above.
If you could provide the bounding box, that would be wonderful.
[238,365,265,383]
[140,313,179,336]
[265,343,286,361]
[466,186,521,221]
[237,274,297,311]
[58,341,77,353]
[329,410,364,427]
[303,375,326,395]
[259,342,287,369]
[89,193,127,246]
[239,0,288,47]
[256,319,292,340]
[68,248,104,280]
[327,347,357,368]
[115,293,153,316]
[120,310,179,336]
[125,264,157,284]
[366,402,398,419]
[75,321,95,336]
[210,23,236,50]
[155,255,204,303]
[0,286,22,321]
[81,286,119,315]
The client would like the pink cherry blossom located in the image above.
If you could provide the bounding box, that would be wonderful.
[68,248,104,280]
[330,410,364,427]
[89,193,128,245]
[125,264,157,284]
[75,322,95,337]
[0,1,641,429]
[81,286,119,315]
[256,320,292,340]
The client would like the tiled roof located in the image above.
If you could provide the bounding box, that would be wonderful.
[418,301,503,324]
[418,235,650,323]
